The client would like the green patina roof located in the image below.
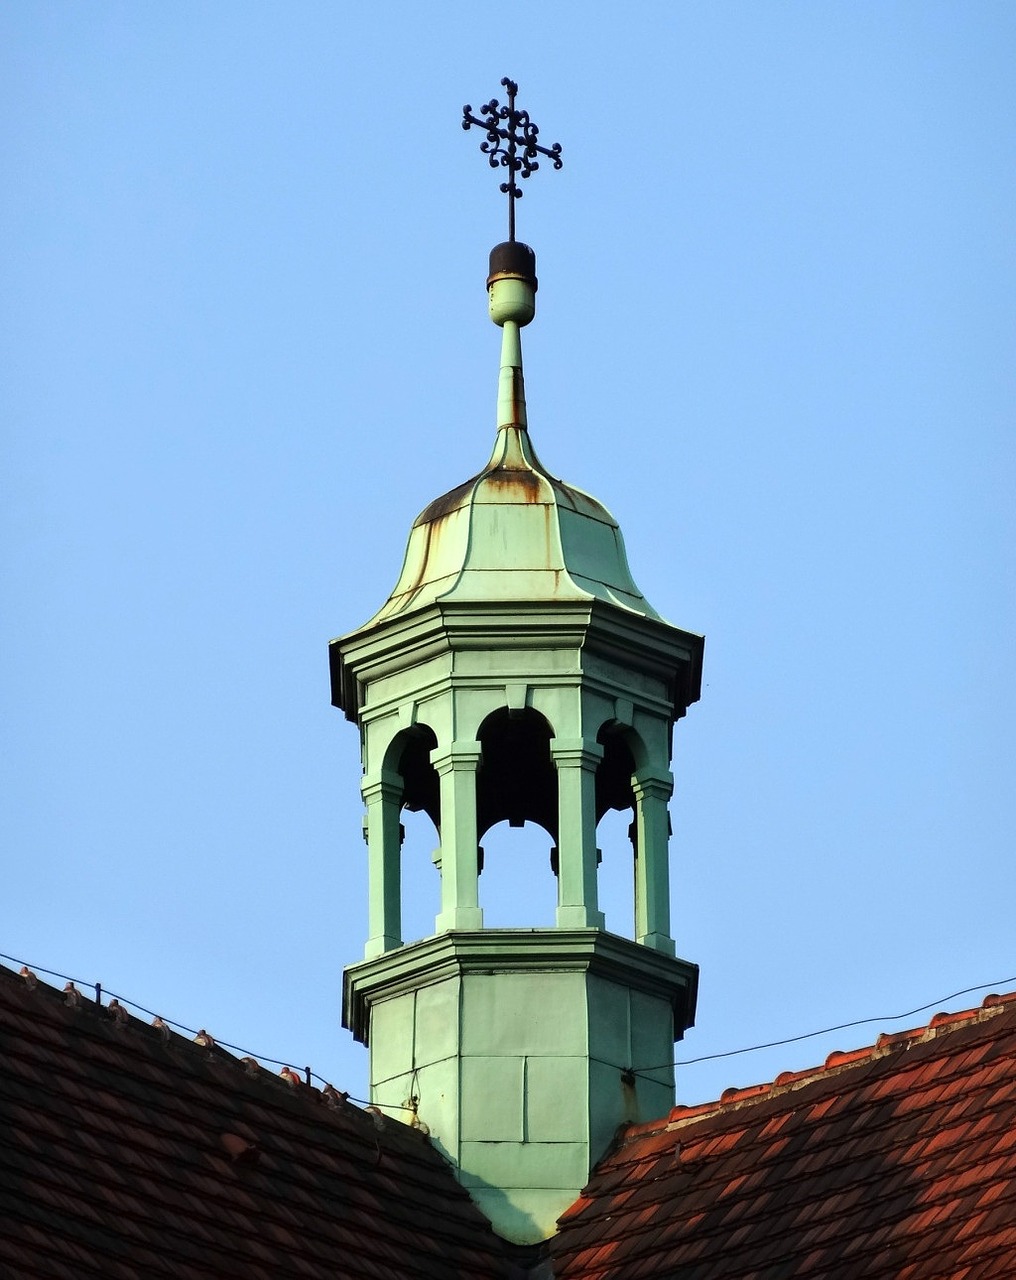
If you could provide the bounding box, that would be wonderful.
[360,243,663,632]
[366,423,662,627]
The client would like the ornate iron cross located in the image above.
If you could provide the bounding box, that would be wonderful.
[462,78,562,243]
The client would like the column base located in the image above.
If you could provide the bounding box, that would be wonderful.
[364,934,403,960]
[436,906,484,932]
[638,931,676,957]
[556,904,606,930]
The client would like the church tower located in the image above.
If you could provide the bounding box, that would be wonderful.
[331,81,703,1245]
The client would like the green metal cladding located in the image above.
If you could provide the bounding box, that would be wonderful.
[332,244,703,1244]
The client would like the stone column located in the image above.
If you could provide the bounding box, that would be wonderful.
[631,767,675,955]
[432,743,484,933]
[361,768,404,959]
[552,738,606,930]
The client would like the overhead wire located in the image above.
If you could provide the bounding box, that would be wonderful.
[5,950,1012,1097]
[0,950,415,1113]
[652,975,1016,1075]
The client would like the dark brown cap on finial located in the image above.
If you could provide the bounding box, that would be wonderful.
[487,240,537,292]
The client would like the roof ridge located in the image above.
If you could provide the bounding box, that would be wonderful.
[4,964,516,1278]
[3,960,434,1147]
[627,990,1016,1139]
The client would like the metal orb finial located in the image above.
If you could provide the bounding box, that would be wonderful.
[462,77,562,243]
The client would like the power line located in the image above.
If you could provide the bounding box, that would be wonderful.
[665,976,1016,1071]
[0,950,415,1114]
[6,949,1012,1098]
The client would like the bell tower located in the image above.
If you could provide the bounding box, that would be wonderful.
[332,81,703,1245]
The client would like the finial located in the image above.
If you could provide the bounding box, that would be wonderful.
[462,77,562,244]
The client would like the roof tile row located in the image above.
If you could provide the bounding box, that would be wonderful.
[6,959,1015,1277]
[552,993,1016,1279]
[1,964,514,1279]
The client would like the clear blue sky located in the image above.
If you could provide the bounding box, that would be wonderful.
[3,3,1014,1108]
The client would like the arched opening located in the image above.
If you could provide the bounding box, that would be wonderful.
[595,723,639,938]
[475,708,558,925]
[477,820,558,928]
[476,707,557,840]
[385,725,440,945]
[395,726,440,828]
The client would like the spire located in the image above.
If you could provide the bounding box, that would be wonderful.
[463,78,560,442]
[488,239,536,434]
[341,91,665,632]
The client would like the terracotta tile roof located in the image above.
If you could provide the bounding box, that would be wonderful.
[0,963,513,1279]
[7,957,1014,1278]
[552,993,1016,1279]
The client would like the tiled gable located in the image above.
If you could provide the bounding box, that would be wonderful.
[0,964,513,1279]
[552,994,1016,1279]
[5,958,1015,1278]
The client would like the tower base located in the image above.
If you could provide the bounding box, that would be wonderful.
[343,929,698,1244]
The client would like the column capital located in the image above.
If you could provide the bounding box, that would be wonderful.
[430,742,483,776]
[361,768,404,804]
[550,737,604,770]
[632,767,674,801]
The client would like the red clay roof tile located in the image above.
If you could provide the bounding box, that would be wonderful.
[8,957,1015,1277]
[552,993,1016,1279]
[0,963,514,1278]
